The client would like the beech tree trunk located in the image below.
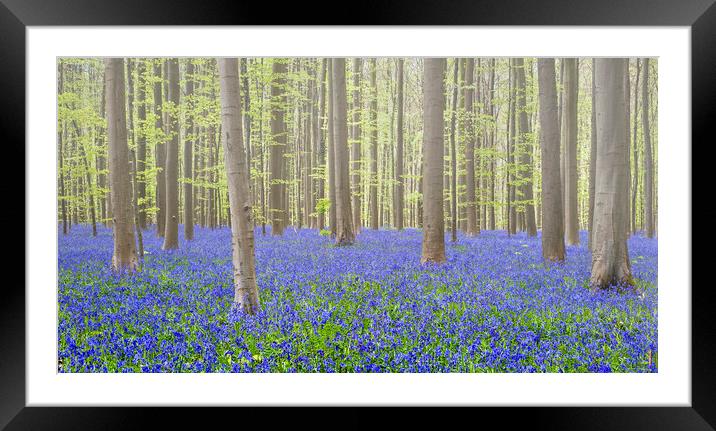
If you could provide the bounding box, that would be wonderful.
[449,60,458,242]
[642,58,654,238]
[631,60,641,235]
[105,58,139,273]
[562,58,579,245]
[72,121,97,237]
[326,59,338,235]
[590,58,633,289]
[184,60,195,240]
[514,58,537,237]
[464,58,478,236]
[136,60,148,230]
[217,58,260,314]
[395,58,405,231]
[369,58,379,230]
[507,60,516,235]
[487,59,496,231]
[58,61,69,234]
[162,58,180,250]
[270,59,287,236]
[315,59,327,231]
[537,59,565,262]
[153,61,166,236]
[588,59,597,250]
[332,58,355,245]
[624,59,631,239]
[351,58,362,232]
[421,58,446,264]
[240,58,252,197]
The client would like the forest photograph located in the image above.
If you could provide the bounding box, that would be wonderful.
[57,56,658,373]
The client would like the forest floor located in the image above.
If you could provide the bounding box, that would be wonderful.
[58,225,658,373]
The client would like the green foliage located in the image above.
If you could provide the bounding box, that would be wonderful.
[315,198,331,215]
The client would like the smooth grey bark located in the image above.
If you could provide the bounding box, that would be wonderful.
[562,58,579,245]
[184,60,195,240]
[270,59,287,236]
[507,60,516,235]
[162,58,180,250]
[456,60,466,232]
[316,59,327,231]
[590,58,633,289]
[130,148,144,268]
[58,61,68,234]
[421,58,447,264]
[217,58,260,314]
[351,58,362,232]
[136,60,148,230]
[537,59,566,262]
[71,120,97,237]
[588,59,597,250]
[240,58,252,190]
[464,58,478,236]
[395,58,405,231]
[514,58,537,236]
[153,60,166,236]
[332,58,355,245]
[624,59,631,239]
[369,58,379,229]
[631,59,641,235]
[642,58,655,238]
[305,64,315,229]
[449,60,458,242]
[488,59,497,231]
[105,58,139,273]
[327,59,337,235]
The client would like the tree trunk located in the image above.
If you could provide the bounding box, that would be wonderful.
[562,58,579,245]
[369,58,379,230]
[208,126,215,229]
[351,58,363,232]
[184,60,195,240]
[588,59,597,250]
[464,58,478,236]
[162,58,180,250]
[316,59,327,231]
[537,59,565,262]
[332,58,356,245]
[217,58,260,314]
[327,59,337,235]
[514,58,538,237]
[72,121,97,237]
[590,58,633,289]
[507,60,517,235]
[421,58,447,264]
[153,61,166,236]
[624,59,631,238]
[240,58,252,201]
[130,148,144,268]
[488,59,497,231]
[105,58,139,273]
[270,59,287,236]
[642,58,654,238]
[449,59,458,242]
[58,61,69,234]
[395,58,405,231]
[135,60,148,230]
[631,59,641,235]
[304,68,314,229]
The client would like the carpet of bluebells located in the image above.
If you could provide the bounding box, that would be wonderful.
[58,225,658,373]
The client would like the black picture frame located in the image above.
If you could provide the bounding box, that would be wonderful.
[2,0,710,429]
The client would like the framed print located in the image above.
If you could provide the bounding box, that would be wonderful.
[2,0,712,429]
